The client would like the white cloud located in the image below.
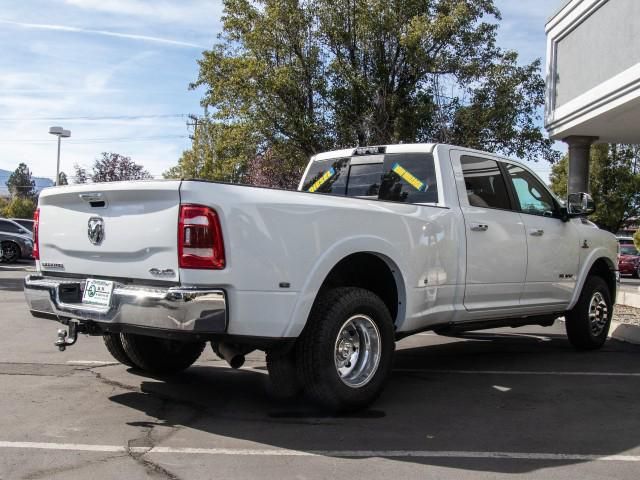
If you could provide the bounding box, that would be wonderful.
[0,19,205,48]
[64,0,224,27]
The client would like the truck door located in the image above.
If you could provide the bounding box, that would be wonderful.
[450,151,527,311]
[502,162,580,307]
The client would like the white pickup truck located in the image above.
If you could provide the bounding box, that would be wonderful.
[25,143,618,411]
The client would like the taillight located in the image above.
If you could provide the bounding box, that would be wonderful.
[178,204,225,269]
[32,208,40,260]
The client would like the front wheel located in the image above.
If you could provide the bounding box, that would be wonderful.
[297,287,395,412]
[565,276,613,350]
[1,241,20,263]
[120,333,205,374]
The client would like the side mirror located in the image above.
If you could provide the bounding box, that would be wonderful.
[567,192,596,216]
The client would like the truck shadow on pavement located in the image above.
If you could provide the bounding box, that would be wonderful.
[109,332,640,474]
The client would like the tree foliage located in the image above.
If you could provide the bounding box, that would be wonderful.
[1,197,37,219]
[74,153,152,183]
[6,163,35,199]
[168,0,558,184]
[550,144,640,233]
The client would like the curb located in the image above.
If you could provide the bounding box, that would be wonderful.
[617,289,640,309]
[609,320,640,345]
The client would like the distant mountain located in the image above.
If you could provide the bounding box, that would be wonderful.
[0,168,55,196]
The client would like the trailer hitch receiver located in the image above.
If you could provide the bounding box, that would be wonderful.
[55,320,83,352]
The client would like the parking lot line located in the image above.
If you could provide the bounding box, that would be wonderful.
[66,360,117,365]
[0,441,639,462]
[394,369,640,377]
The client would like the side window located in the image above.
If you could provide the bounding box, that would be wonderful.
[301,158,349,194]
[378,153,438,204]
[346,163,383,198]
[460,156,511,210]
[0,220,18,233]
[505,164,556,217]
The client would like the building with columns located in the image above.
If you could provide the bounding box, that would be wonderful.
[545,0,640,193]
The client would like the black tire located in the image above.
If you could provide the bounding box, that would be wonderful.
[632,268,639,279]
[102,333,135,367]
[120,333,205,374]
[296,287,395,412]
[1,241,20,263]
[565,276,613,350]
[266,347,303,399]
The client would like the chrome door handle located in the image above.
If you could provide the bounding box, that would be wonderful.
[470,223,489,232]
[529,228,544,236]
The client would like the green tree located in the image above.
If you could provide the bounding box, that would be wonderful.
[550,144,640,233]
[1,197,37,219]
[72,164,88,184]
[6,163,35,199]
[73,153,152,183]
[168,0,558,183]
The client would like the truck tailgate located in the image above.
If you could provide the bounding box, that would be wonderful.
[37,181,181,282]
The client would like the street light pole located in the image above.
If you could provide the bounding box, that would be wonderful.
[48,126,71,185]
[56,135,61,186]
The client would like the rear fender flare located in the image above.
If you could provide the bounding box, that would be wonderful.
[282,236,407,338]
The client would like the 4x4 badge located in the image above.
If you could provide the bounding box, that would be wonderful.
[87,217,105,245]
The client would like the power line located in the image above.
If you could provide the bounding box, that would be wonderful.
[0,114,190,122]
[0,135,189,145]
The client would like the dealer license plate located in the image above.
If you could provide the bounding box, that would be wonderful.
[82,279,114,307]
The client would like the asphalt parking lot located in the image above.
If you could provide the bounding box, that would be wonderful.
[1,266,639,480]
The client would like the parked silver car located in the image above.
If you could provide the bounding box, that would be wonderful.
[0,218,32,237]
[0,231,33,263]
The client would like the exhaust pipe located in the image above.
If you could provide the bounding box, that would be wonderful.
[217,342,245,369]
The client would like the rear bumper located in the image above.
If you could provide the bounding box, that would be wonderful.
[24,274,227,334]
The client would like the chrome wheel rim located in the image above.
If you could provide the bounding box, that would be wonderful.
[334,314,381,388]
[588,291,609,337]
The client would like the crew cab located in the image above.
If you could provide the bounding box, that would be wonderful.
[24,144,618,411]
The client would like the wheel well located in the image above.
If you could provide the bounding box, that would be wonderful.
[318,253,401,324]
[587,257,617,300]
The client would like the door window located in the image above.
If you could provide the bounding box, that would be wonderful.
[460,156,511,210]
[505,164,556,217]
[0,220,21,233]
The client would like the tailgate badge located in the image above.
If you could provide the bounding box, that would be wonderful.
[88,217,105,245]
[149,268,176,278]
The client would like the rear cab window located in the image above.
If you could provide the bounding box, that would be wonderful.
[301,151,439,205]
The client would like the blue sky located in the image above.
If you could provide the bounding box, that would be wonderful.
[0,0,563,182]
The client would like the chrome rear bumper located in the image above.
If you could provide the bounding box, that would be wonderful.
[24,274,227,334]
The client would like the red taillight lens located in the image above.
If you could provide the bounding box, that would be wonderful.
[32,208,40,260]
[178,204,225,269]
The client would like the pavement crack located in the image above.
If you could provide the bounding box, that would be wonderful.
[89,369,140,393]
[126,448,183,480]
[22,453,127,480]
[124,398,193,480]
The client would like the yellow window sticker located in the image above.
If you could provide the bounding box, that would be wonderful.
[308,167,336,192]
[391,163,426,191]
